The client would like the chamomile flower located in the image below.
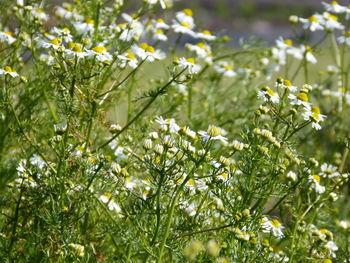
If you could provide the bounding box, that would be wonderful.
[288,92,311,109]
[276,78,297,92]
[99,194,121,212]
[299,14,324,31]
[324,241,338,258]
[31,8,49,21]
[51,27,73,43]
[309,175,325,194]
[155,116,180,133]
[152,28,168,41]
[73,18,95,35]
[88,46,113,62]
[257,86,280,103]
[195,30,216,41]
[39,53,55,65]
[0,66,19,78]
[55,4,83,20]
[175,9,195,26]
[302,106,326,130]
[185,42,212,58]
[292,45,317,64]
[117,50,138,68]
[198,125,228,144]
[322,12,344,31]
[322,1,347,14]
[172,21,196,37]
[320,163,340,178]
[119,13,144,42]
[29,154,46,170]
[0,31,16,44]
[42,38,64,50]
[338,31,350,46]
[213,61,236,77]
[152,18,170,29]
[132,43,165,62]
[176,57,201,74]
[65,43,88,58]
[261,217,284,238]
[144,0,167,9]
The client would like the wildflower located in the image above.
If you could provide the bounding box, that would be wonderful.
[68,243,85,257]
[324,241,338,258]
[155,116,180,133]
[319,163,340,178]
[322,1,347,14]
[338,31,350,46]
[179,126,197,140]
[309,174,326,194]
[0,31,16,44]
[99,194,121,212]
[30,154,46,170]
[0,66,19,78]
[302,106,326,130]
[198,125,228,144]
[292,45,317,64]
[322,12,344,31]
[73,18,95,35]
[257,86,280,104]
[299,14,324,31]
[132,43,165,62]
[288,92,311,109]
[144,0,167,9]
[172,10,196,37]
[286,171,297,182]
[206,240,220,257]
[31,8,49,21]
[117,50,138,68]
[119,13,144,42]
[87,46,112,62]
[214,61,236,77]
[231,140,245,151]
[176,57,201,74]
[195,30,216,41]
[65,43,88,58]
[185,42,212,58]
[183,240,203,260]
[153,28,168,41]
[276,78,297,92]
[261,217,284,238]
[42,38,64,50]
[55,4,83,20]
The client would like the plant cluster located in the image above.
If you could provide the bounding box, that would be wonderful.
[0,0,349,262]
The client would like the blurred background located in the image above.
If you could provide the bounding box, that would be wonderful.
[172,0,348,43]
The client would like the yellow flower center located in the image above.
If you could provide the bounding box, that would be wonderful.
[156,29,164,35]
[331,1,338,5]
[73,44,82,53]
[297,92,308,102]
[50,38,60,46]
[62,27,70,33]
[283,79,292,86]
[202,30,211,35]
[306,45,313,53]
[139,43,149,50]
[186,58,195,64]
[181,22,190,28]
[126,51,136,60]
[270,219,281,228]
[92,46,106,54]
[284,39,293,46]
[267,89,275,96]
[183,8,193,16]
[208,125,223,137]
[308,16,318,23]
[85,18,95,24]
[312,175,321,184]
[157,18,165,23]
[103,193,112,200]
[188,179,195,186]
[324,259,332,263]
[327,13,338,21]
[345,31,350,37]
[4,66,14,72]
[196,42,205,48]
[223,65,233,71]
[4,31,13,36]
[145,46,155,53]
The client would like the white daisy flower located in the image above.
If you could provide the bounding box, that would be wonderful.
[302,106,326,130]
[177,57,201,74]
[322,1,347,14]
[132,43,165,62]
[257,87,280,104]
[299,14,324,31]
[0,31,16,44]
[261,217,284,238]
[288,92,311,109]
[117,50,138,68]
[88,46,113,62]
[185,42,212,58]
[51,27,73,43]
[55,5,83,20]
[99,194,121,212]
[195,30,216,41]
[0,66,19,78]
[214,61,236,77]
[73,18,95,35]
[31,8,49,21]
[321,12,344,31]
[338,31,350,46]
[309,175,325,194]
[320,163,340,178]
[119,13,144,42]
